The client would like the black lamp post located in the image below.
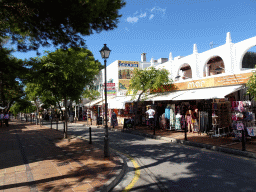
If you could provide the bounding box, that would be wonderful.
[100,44,111,158]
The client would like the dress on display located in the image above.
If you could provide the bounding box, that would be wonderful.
[169,104,176,129]
[175,114,181,130]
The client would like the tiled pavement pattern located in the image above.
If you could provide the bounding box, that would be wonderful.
[0,120,122,192]
[82,120,256,155]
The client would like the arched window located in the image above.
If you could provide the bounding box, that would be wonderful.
[179,63,192,79]
[242,46,256,69]
[204,56,225,77]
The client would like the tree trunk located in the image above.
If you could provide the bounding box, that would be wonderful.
[56,96,64,120]
[133,93,143,129]
[64,97,68,138]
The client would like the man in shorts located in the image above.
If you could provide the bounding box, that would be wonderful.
[146,106,155,130]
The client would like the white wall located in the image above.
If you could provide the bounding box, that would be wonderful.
[102,60,119,93]
[155,32,256,82]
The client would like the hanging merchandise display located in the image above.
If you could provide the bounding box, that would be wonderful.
[200,111,208,133]
[169,104,176,129]
[192,108,199,132]
[231,100,255,140]
[175,113,182,130]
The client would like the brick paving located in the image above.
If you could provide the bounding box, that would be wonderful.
[0,120,122,192]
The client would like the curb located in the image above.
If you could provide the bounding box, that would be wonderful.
[97,152,128,192]
[69,133,128,192]
[122,129,256,160]
[42,124,128,192]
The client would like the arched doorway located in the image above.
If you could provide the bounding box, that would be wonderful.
[204,56,225,77]
[242,46,256,69]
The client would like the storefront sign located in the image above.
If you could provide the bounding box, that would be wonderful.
[174,72,252,91]
[152,72,253,93]
[104,83,116,96]
[118,60,139,90]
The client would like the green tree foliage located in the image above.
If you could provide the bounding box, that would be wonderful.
[28,47,103,137]
[128,67,171,101]
[0,0,126,51]
[247,70,256,100]
[0,48,27,110]
[82,89,101,101]
[25,82,56,122]
[10,96,36,117]
[128,66,171,126]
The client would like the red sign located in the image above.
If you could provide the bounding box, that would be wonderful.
[104,83,116,96]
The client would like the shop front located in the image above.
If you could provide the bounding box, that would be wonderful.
[145,72,256,143]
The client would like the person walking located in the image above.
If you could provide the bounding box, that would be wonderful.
[4,112,9,127]
[146,106,155,130]
[111,110,118,128]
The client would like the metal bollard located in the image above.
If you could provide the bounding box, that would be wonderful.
[50,119,52,129]
[56,120,58,130]
[89,127,92,144]
[242,129,246,151]
[63,122,65,133]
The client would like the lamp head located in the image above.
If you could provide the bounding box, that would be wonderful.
[100,44,111,59]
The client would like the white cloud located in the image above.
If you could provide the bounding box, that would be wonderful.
[127,16,139,23]
[126,7,166,23]
[149,14,154,20]
[151,6,166,14]
[140,12,147,18]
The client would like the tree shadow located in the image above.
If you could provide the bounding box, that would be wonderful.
[0,120,123,191]
[107,131,256,192]
[46,121,256,191]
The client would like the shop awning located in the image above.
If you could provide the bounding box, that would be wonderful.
[84,98,103,107]
[146,91,187,101]
[99,96,133,109]
[172,85,244,101]
[98,94,156,109]
[108,96,131,109]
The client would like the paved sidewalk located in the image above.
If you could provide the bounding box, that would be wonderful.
[0,120,124,192]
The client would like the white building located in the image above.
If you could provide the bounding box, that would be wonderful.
[155,32,256,83]
[87,32,256,107]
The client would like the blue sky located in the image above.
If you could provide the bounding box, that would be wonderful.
[11,0,256,66]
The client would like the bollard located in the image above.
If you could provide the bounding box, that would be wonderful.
[184,123,187,141]
[63,122,65,133]
[89,127,92,144]
[50,119,52,129]
[56,120,58,130]
[242,129,246,151]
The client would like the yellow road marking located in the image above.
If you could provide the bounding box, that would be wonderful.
[73,135,141,191]
[119,152,140,192]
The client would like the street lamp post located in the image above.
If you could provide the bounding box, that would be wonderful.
[100,44,111,158]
